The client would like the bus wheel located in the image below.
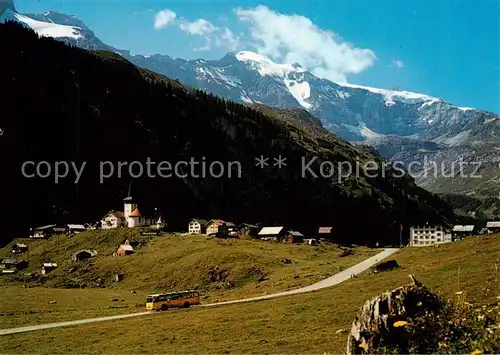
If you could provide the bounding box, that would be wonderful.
[183,302,190,308]
[160,304,168,311]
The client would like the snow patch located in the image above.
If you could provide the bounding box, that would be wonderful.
[343,124,383,139]
[337,82,441,106]
[236,51,307,77]
[458,107,474,112]
[336,90,351,100]
[240,96,253,104]
[419,99,440,110]
[284,79,312,109]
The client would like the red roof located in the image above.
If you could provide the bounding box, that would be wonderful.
[129,209,142,217]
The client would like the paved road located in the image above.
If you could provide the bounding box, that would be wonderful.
[0,248,399,336]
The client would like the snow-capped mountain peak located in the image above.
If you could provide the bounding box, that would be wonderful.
[2,5,497,146]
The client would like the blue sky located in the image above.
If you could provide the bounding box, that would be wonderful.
[16,0,500,113]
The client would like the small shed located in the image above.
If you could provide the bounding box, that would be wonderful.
[486,221,500,233]
[71,250,97,262]
[1,259,28,270]
[452,225,475,238]
[283,230,304,244]
[31,224,57,239]
[67,224,86,234]
[318,227,334,241]
[41,263,58,275]
[12,243,28,254]
[237,223,259,238]
[116,244,134,256]
[258,226,286,241]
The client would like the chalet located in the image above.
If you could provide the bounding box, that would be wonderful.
[67,224,86,234]
[318,227,333,241]
[1,259,28,270]
[101,196,156,229]
[410,224,450,247]
[116,244,134,256]
[205,220,236,235]
[41,263,58,275]
[11,243,28,254]
[101,211,125,229]
[486,221,500,233]
[188,218,208,234]
[71,250,97,262]
[452,225,475,239]
[283,230,304,244]
[258,226,286,241]
[30,225,56,239]
[237,223,259,238]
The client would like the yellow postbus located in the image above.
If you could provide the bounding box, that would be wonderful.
[146,290,201,311]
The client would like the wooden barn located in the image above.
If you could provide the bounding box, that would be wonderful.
[116,244,134,256]
[283,230,304,244]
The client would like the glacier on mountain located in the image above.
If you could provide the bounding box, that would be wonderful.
[0,8,82,39]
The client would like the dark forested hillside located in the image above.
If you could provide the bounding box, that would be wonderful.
[0,22,453,245]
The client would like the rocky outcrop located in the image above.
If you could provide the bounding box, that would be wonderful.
[346,275,444,354]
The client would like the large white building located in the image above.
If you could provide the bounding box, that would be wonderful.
[409,224,452,247]
[101,196,157,229]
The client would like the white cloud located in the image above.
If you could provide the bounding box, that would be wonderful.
[393,59,404,69]
[235,5,376,82]
[178,19,240,52]
[180,19,216,36]
[215,27,240,51]
[154,9,177,30]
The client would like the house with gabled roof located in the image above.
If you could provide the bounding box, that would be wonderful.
[188,218,208,234]
[236,223,259,238]
[486,221,500,233]
[12,243,28,254]
[116,244,134,256]
[283,230,304,244]
[1,258,28,270]
[30,225,57,239]
[67,224,86,234]
[205,219,237,235]
[71,250,97,262]
[318,227,334,241]
[452,225,475,239]
[41,263,58,275]
[258,226,286,241]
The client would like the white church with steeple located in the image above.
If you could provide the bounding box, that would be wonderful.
[100,196,164,229]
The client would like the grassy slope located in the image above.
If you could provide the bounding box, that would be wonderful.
[1,235,499,353]
[0,230,375,327]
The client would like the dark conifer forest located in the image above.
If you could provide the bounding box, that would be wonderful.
[0,22,453,245]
